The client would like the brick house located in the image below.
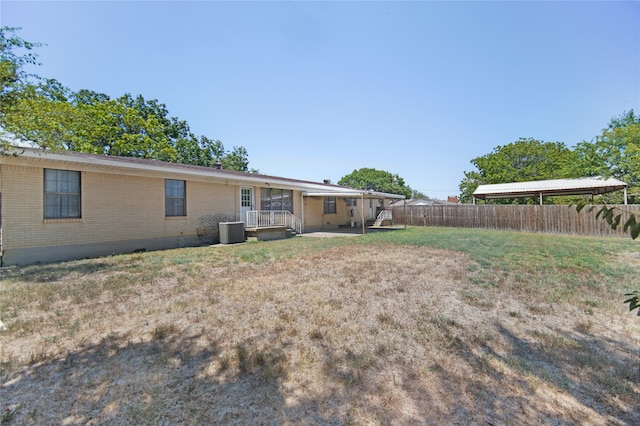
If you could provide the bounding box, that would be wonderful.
[0,147,404,265]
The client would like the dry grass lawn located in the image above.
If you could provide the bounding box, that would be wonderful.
[1,227,639,425]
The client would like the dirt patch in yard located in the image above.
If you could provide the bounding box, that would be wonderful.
[1,243,638,424]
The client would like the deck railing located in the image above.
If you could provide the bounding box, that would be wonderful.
[377,209,393,221]
[245,210,302,235]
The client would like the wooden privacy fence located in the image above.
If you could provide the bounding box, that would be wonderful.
[391,204,640,237]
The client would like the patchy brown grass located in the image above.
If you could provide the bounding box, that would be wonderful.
[1,229,639,425]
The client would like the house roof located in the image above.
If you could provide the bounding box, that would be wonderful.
[6,147,405,199]
[390,198,455,206]
[472,177,627,200]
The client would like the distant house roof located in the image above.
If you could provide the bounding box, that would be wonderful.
[390,198,455,207]
[473,177,627,200]
[414,198,456,206]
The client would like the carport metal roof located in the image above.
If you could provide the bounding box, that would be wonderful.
[473,177,628,204]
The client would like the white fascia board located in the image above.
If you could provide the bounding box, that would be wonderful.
[17,148,246,180]
[303,191,362,197]
[304,191,406,199]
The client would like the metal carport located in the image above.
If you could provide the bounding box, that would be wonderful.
[472,177,628,205]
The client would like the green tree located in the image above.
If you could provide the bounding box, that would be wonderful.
[411,190,431,200]
[566,110,640,203]
[88,93,253,171]
[3,86,79,149]
[0,26,42,110]
[458,170,483,204]
[73,88,109,105]
[459,138,577,203]
[338,168,412,198]
[4,86,178,160]
[221,145,250,171]
[565,140,607,179]
[76,98,176,160]
[594,110,640,200]
[0,26,49,151]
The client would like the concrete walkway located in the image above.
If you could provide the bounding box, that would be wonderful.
[299,230,362,238]
[300,226,404,238]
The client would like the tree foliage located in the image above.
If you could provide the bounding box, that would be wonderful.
[338,167,412,198]
[593,111,640,199]
[0,27,253,171]
[459,138,576,203]
[0,26,42,109]
[411,189,431,200]
[564,111,640,204]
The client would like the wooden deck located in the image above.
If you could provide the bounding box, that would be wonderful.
[245,226,295,241]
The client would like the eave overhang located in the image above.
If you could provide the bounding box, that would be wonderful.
[0,147,371,194]
[303,191,406,200]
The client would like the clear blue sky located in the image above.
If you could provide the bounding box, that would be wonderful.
[2,1,639,198]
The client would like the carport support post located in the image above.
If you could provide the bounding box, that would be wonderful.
[361,193,365,235]
[539,192,543,205]
[404,199,407,229]
[300,192,305,234]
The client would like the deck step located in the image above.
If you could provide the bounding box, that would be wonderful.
[245,226,297,241]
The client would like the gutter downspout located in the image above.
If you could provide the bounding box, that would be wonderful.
[404,198,407,230]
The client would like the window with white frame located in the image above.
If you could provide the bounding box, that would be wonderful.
[165,179,186,216]
[44,169,81,219]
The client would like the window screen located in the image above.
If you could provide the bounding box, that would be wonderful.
[324,197,337,214]
[165,179,186,216]
[44,169,81,219]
